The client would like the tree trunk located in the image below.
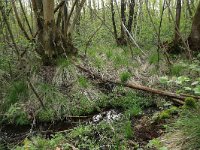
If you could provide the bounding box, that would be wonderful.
[174,0,182,43]
[127,0,135,33]
[188,2,200,52]
[43,0,55,58]
[30,0,85,65]
[120,0,127,42]
[110,0,118,42]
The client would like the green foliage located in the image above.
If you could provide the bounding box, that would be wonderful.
[176,103,200,149]
[147,138,167,150]
[171,64,186,76]
[6,81,28,105]
[56,58,71,68]
[70,94,96,116]
[78,76,89,88]
[123,121,134,139]
[175,76,190,84]
[16,134,69,150]
[184,97,196,109]
[37,109,55,122]
[120,72,131,83]
[106,50,114,60]
[111,91,152,110]
[155,106,179,121]
[124,105,142,118]
[114,54,128,68]
[159,110,171,120]
[193,85,200,95]
[159,76,169,84]
[149,52,159,64]
[2,104,30,125]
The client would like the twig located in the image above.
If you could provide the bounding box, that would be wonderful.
[121,23,146,55]
[27,78,46,109]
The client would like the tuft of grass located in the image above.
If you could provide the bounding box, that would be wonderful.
[106,50,113,60]
[171,64,185,76]
[78,76,89,88]
[120,72,131,83]
[149,52,159,64]
[125,105,142,118]
[123,121,134,139]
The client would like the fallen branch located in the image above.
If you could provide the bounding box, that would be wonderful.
[75,64,199,105]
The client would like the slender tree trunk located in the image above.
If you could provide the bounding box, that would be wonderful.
[120,0,126,40]
[19,0,33,36]
[174,0,182,43]
[110,0,118,41]
[127,0,135,32]
[0,1,19,56]
[12,0,31,41]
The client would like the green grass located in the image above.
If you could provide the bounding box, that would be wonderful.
[175,103,200,149]
[120,72,131,83]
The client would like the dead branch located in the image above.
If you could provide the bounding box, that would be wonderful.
[27,78,46,109]
[75,64,199,105]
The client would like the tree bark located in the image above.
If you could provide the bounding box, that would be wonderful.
[188,2,200,52]
[110,0,118,41]
[174,0,182,43]
[29,0,84,65]
[43,0,55,58]
[120,0,127,41]
[127,0,135,33]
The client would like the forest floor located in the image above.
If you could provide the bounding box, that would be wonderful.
[1,43,200,150]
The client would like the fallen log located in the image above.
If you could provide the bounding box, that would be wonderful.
[75,64,199,105]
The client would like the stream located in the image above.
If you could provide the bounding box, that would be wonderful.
[0,109,122,147]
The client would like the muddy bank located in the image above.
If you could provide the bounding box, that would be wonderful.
[0,109,122,147]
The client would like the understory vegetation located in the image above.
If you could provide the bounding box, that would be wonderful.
[0,0,200,149]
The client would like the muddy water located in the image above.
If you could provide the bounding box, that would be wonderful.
[0,109,122,147]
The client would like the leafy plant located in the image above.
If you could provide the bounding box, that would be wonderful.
[2,104,30,125]
[147,138,167,150]
[193,85,200,95]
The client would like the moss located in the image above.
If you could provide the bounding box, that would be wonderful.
[159,110,170,119]
[184,97,196,109]
[157,106,179,121]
